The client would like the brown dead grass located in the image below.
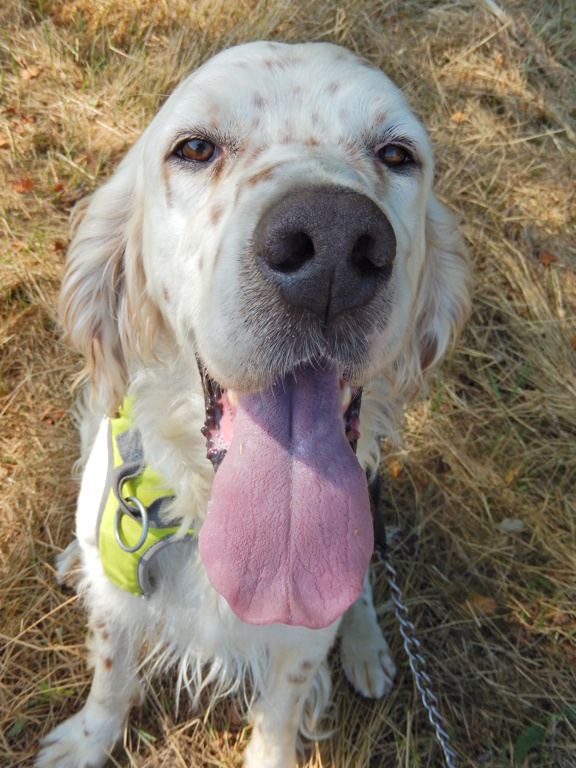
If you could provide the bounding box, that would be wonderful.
[1,0,575,766]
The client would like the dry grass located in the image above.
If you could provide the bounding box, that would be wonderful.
[1,0,575,765]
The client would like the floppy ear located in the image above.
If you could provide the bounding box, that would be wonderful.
[416,195,472,372]
[60,141,163,414]
[398,194,471,399]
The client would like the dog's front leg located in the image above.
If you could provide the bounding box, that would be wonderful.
[340,571,396,698]
[244,624,339,768]
[35,611,144,768]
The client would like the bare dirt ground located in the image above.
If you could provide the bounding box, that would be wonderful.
[1,1,575,766]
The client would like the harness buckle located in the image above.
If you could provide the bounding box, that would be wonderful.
[114,496,150,553]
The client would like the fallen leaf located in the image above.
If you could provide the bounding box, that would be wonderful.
[53,238,68,251]
[514,724,546,767]
[547,611,574,628]
[386,459,402,478]
[0,135,8,148]
[505,465,522,486]
[463,594,498,616]
[539,251,557,266]
[570,335,576,350]
[12,178,34,193]
[20,66,41,80]
[450,111,467,124]
[41,406,66,424]
[53,182,63,192]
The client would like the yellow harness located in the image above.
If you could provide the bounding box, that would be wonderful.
[96,398,195,596]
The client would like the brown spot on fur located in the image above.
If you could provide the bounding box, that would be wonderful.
[249,116,262,133]
[162,164,172,207]
[163,286,170,303]
[311,109,320,126]
[210,204,224,227]
[246,167,276,186]
[207,103,221,125]
[263,55,303,72]
[198,256,203,271]
[327,81,340,95]
[361,597,369,607]
[211,157,226,182]
[279,133,292,145]
[287,673,308,685]
[100,629,109,641]
[252,93,266,110]
[305,136,320,147]
[103,657,113,670]
[301,660,315,670]
[83,728,90,737]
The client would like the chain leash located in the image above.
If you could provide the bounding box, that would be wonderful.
[368,471,458,767]
[382,555,459,768]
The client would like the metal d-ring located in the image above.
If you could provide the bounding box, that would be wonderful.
[114,496,149,553]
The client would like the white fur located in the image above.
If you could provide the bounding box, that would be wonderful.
[36,41,470,768]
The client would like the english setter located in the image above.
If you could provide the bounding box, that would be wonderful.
[36,41,470,768]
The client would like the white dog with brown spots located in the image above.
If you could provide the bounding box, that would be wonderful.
[36,41,470,768]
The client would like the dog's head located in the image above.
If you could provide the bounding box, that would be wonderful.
[61,42,471,629]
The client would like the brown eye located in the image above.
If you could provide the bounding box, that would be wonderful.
[179,138,217,162]
[376,144,413,167]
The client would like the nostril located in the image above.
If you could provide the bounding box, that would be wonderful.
[265,231,315,274]
[350,234,378,274]
[350,233,394,278]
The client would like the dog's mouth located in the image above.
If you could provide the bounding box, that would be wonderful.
[197,360,373,629]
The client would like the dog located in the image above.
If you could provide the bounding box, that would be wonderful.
[36,41,471,768]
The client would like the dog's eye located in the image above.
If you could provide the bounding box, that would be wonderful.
[376,144,413,167]
[178,138,217,162]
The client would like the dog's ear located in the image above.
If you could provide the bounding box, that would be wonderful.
[396,194,471,399]
[60,139,162,414]
[416,194,472,373]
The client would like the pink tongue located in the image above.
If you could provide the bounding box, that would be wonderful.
[198,363,373,629]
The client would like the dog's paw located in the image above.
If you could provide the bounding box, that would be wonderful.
[35,709,124,768]
[55,539,83,589]
[340,623,396,699]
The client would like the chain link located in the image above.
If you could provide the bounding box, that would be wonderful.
[383,557,459,768]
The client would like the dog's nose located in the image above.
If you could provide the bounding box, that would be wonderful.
[254,186,396,324]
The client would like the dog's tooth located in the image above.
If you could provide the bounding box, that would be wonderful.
[341,385,352,409]
[228,389,239,409]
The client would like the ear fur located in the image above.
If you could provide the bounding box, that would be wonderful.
[396,194,472,401]
[60,142,163,414]
[419,195,472,369]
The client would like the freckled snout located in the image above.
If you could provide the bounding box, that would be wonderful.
[254,186,396,324]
